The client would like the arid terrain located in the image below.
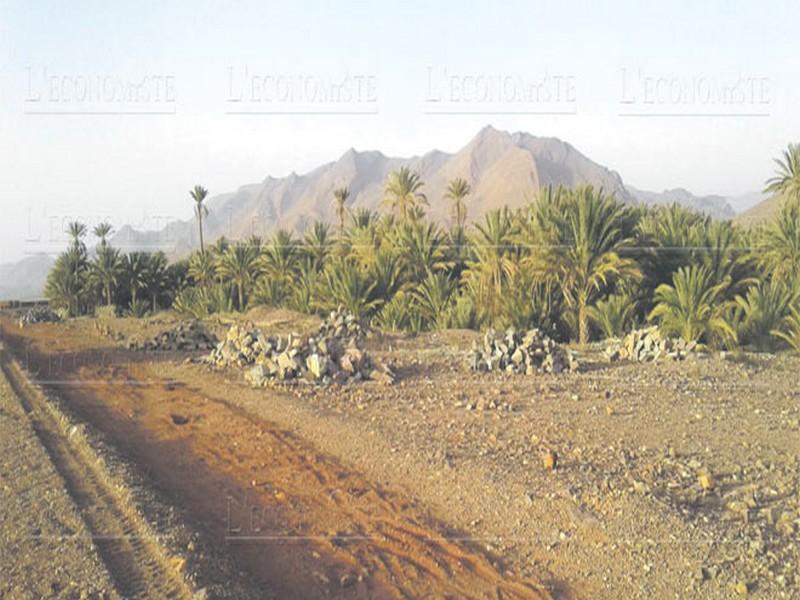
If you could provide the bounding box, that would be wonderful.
[1,309,798,599]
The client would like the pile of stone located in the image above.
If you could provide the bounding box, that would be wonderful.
[17,306,61,327]
[604,326,697,362]
[206,307,394,386]
[468,327,578,374]
[127,321,218,352]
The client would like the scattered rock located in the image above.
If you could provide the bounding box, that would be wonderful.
[733,580,749,596]
[128,320,218,352]
[17,306,61,327]
[542,450,557,471]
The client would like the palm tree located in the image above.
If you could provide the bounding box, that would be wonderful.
[350,207,379,230]
[734,281,796,351]
[303,221,332,270]
[765,143,800,201]
[45,246,88,316]
[759,200,800,284]
[217,243,259,310]
[315,258,379,318]
[123,252,150,307]
[773,305,800,352]
[462,208,516,325]
[144,251,168,312]
[190,185,209,254]
[384,167,427,224]
[445,178,471,228]
[390,221,450,282]
[259,229,299,283]
[411,271,457,330]
[529,187,640,344]
[649,265,735,344]
[90,246,122,305]
[588,293,636,339]
[93,222,114,248]
[188,251,216,287]
[333,187,351,233]
[67,221,88,252]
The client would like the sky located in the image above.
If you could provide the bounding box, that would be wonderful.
[0,0,798,261]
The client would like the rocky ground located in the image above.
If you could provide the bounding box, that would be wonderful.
[1,310,798,599]
[0,352,116,599]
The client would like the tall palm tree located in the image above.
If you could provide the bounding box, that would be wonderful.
[190,185,209,254]
[67,221,88,252]
[333,187,351,233]
[93,222,114,248]
[384,167,427,224]
[217,243,259,310]
[90,246,122,306]
[530,186,640,345]
[445,178,471,228]
[765,143,800,201]
[649,265,734,344]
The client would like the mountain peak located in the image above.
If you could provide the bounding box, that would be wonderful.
[472,124,509,143]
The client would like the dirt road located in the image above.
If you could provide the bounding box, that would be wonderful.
[0,320,549,599]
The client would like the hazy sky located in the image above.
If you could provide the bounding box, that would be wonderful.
[1,0,798,261]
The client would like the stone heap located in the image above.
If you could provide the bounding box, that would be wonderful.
[468,327,578,374]
[127,321,218,352]
[17,306,61,327]
[206,307,394,386]
[604,326,697,362]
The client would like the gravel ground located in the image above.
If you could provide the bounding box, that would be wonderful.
[4,312,799,598]
[0,362,116,599]
[169,326,800,599]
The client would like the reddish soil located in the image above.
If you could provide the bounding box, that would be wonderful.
[0,318,549,599]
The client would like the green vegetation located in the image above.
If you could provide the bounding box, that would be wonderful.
[44,146,800,353]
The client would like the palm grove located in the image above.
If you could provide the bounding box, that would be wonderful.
[45,145,800,352]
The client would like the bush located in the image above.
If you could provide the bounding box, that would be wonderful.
[95,304,118,319]
[589,294,636,340]
[125,299,150,318]
[173,284,234,319]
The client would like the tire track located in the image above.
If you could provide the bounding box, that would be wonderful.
[0,357,194,600]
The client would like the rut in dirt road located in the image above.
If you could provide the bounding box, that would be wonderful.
[1,321,553,598]
[0,356,194,600]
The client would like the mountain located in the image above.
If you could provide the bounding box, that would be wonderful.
[726,191,767,214]
[1,127,764,300]
[112,126,633,255]
[734,194,783,227]
[626,186,735,220]
[0,254,54,301]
